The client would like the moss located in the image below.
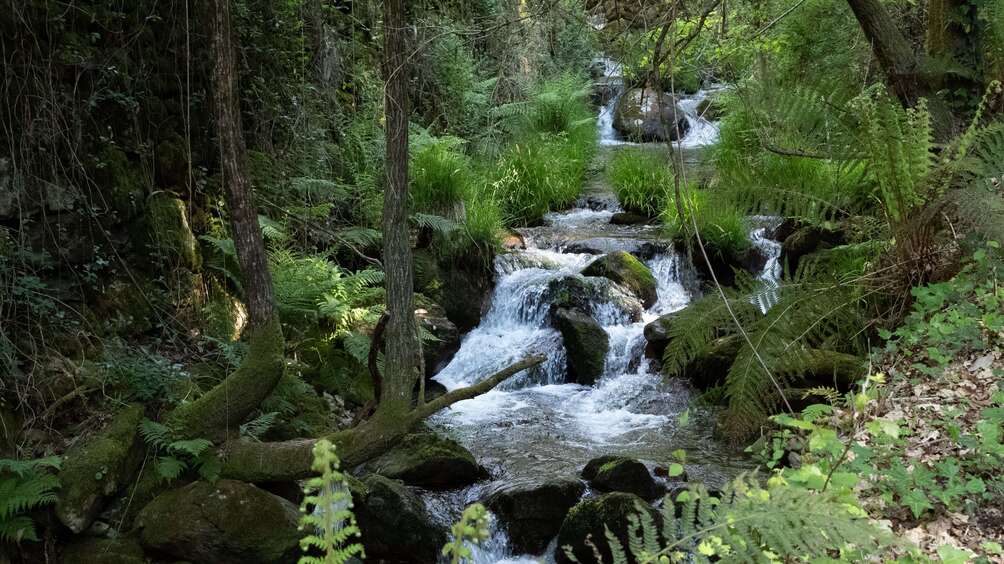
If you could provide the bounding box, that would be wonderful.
[582,251,658,308]
[553,307,609,385]
[94,146,147,220]
[56,404,145,533]
[155,132,189,188]
[556,492,660,564]
[146,193,201,270]
[62,537,146,564]
[363,431,484,489]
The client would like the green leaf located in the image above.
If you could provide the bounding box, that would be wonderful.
[667,463,685,478]
[936,544,974,564]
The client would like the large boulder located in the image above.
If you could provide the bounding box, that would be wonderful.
[485,478,586,554]
[613,88,689,142]
[556,492,661,564]
[355,474,446,562]
[62,537,146,564]
[135,480,301,564]
[56,405,145,533]
[545,276,643,322]
[781,226,845,273]
[415,303,460,377]
[673,334,743,391]
[582,251,658,308]
[553,307,609,386]
[582,456,664,501]
[361,431,485,489]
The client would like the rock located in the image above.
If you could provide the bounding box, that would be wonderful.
[675,334,742,391]
[440,262,494,332]
[553,307,609,385]
[613,88,689,142]
[565,238,668,260]
[145,193,202,270]
[415,304,460,376]
[62,537,147,564]
[93,146,147,220]
[798,349,865,390]
[362,431,485,489]
[355,474,446,562]
[310,348,373,407]
[502,231,526,250]
[643,311,679,358]
[582,251,658,308]
[610,211,651,225]
[545,276,642,322]
[556,492,661,564]
[581,456,664,501]
[781,226,845,272]
[56,405,145,533]
[696,95,726,121]
[135,480,301,564]
[485,478,585,554]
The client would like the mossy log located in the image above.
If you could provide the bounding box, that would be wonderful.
[217,354,545,482]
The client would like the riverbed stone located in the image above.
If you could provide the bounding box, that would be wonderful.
[613,88,689,142]
[555,492,661,564]
[362,431,485,489]
[610,211,651,225]
[643,311,679,358]
[415,303,460,376]
[135,479,301,564]
[485,478,586,554]
[62,537,147,564]
[582,251,658,308]
[355,474,446,562]
[582,455,664,501]
[56,404,145,533]
[553,307,609,386]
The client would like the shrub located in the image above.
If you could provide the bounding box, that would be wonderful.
[607,148,673,216]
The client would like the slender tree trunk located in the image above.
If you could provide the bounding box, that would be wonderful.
[377,0,418,417]
[210,0,275,326]
[845,0,924,105]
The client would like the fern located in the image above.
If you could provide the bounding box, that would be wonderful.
[298,439,364,564]
[0,457,60,544]
[240,411,279,441]
[441,503,490,564]
[139,419,219,483]
[582,475,892,563]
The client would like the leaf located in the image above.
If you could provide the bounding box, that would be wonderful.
[668,463,685,478]
[937,544,974,564]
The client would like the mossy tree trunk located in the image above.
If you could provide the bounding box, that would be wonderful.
[846,0,926,106]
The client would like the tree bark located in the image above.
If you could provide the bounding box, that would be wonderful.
[845,0,925,106]
[377,0,418,417]
[167,0,284,443]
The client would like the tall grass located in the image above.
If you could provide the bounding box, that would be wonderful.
[664,188,749,255]
[607,148,673,216]
[410,135,470,214]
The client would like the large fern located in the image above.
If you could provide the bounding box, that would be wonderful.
[298,439,364,564]
[0,457,60,544]
[599,476,894,563]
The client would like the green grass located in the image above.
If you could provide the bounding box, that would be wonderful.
[410,137,470,213]
[607,148,673,216]
[665,188,749,255]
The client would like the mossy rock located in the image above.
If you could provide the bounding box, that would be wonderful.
[643,311,679,358]
[485,478,585,554]
[555,492,661,564]
[135,479,301,564]
[581,455,664,501]
[56,404,146,533]
[62,537,147,564]
[553,307,609,385]
[613,88,689,142]
[155,132,189,189]
[354,474,446,562]
[94,146,147,220]
[675,334,743,391]
[262,374,333,440]
[781,226,845,272]
[362,431,485,489]
[582,251,658,308]
[145,193,201,270]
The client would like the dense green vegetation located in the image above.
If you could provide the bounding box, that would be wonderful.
[1,0,1003,562]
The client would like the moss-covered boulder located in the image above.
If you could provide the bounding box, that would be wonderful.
[553,307,609,385]
[485,478,585,554]
[56,404,145,533]
[613,88,690,142]
[354,474,446,562]
[555,492,661,564]
[135,479,301,564]
[145,193,201,270]
[582,251,658,308]
[62,537,147,564]
[582,456,664,501]
[94,146,147,220]
[361,431,485,489]
[675,334,743,391]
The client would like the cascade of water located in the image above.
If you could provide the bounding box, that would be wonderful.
[748,215,784,312]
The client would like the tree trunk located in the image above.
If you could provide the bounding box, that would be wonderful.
[167,0,285,442]
[377,0,418,418]
[846,0,925,106]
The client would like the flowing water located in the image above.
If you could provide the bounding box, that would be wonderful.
[418,61,770,562]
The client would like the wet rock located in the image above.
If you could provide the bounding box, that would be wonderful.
[613,88,689,142]
[781,226,845,272]
[582,456,664,501]
[135,480,301,564]
[362,431,485,489]
[145,193,201,270]
[485,478,586,554]
[582,251,658,308]
[553,307,609,386]
[610,211,651,225]
[62,537,146,564]
[416,303,460,377]
[355,474,446,562]
[696,95,726,121]
[56,405,145,533]
[440,262,494,332]
[592,77,621,106]
[502,231,526,250]
[555,492,661,564]
[565,238,668,261]
[675,334,742,391]
[643,311,679,358]
[545,276,643,322]
[415,378,448,405]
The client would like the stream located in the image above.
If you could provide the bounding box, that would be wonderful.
[420,61,769,562]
